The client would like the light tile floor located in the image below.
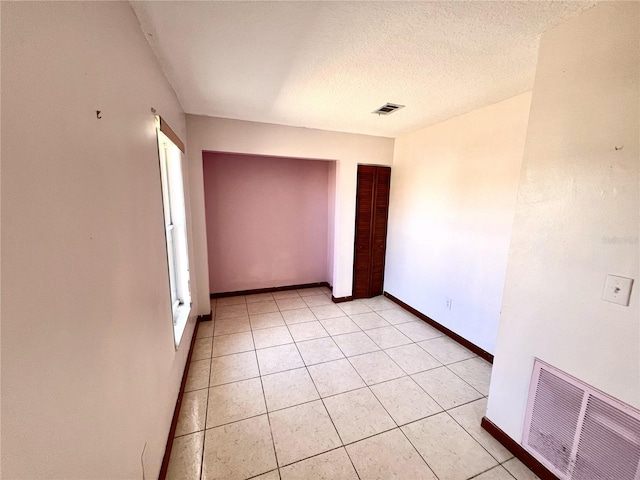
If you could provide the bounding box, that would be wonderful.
[167,288,539,480]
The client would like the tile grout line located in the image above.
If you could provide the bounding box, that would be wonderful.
[274,444,355,471]
[178,377,482,440]
[192,294,497,479]
[330,331,439,479]
[277,298,364,479]
[324,312,484,424]
[197,326,484,400]
[241,295,284,479]
[259,407,456,461]
[199,304,484,394]
[303,375,363,479]
[446,355,485,367]
[198,299,218,480]
[174,390,482,438]
[256,353,282,479]
[245,469,280,480]
[497,459,520,480]
[375,346,503,480]
[395,424,442,480]
[442,360,487,398]
[260,291,319,475]
[206,297,342,472]
[468,463,518,480]
[444,407,509,469]
[349,331,450,476]
[209,295,279,479]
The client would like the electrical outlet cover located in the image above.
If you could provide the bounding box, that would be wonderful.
[602,274,634,306]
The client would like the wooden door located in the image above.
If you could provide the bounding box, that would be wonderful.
[352,165,391,298]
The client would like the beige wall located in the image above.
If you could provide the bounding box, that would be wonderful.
[186,115,394,312]
[1,3,196,478]
[385,93,532,353]
[487,2,640,441]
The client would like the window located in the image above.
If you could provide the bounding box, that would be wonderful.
[156,116,191,347]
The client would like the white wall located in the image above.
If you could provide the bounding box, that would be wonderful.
[1,3,196,478]
[385,93,532,353]
[186,115,394,312]
[487,2,639,441]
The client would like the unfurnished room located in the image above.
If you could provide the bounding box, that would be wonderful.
[1,1,638,480]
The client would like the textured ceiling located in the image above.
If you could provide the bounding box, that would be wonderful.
[131,1,595,138]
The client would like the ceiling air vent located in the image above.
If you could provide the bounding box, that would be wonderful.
[373,103,405,115]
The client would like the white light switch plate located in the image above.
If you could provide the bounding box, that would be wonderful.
[602,274,634,306]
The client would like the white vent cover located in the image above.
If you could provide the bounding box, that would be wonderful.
[523,359,640,480]
[372,103,405,115]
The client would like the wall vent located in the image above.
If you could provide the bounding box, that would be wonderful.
[372,103,405,115]
[523,359,640,480]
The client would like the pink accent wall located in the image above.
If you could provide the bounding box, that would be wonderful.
[203,152,331,293]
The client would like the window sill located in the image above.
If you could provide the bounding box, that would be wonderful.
[173,304,191,349]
